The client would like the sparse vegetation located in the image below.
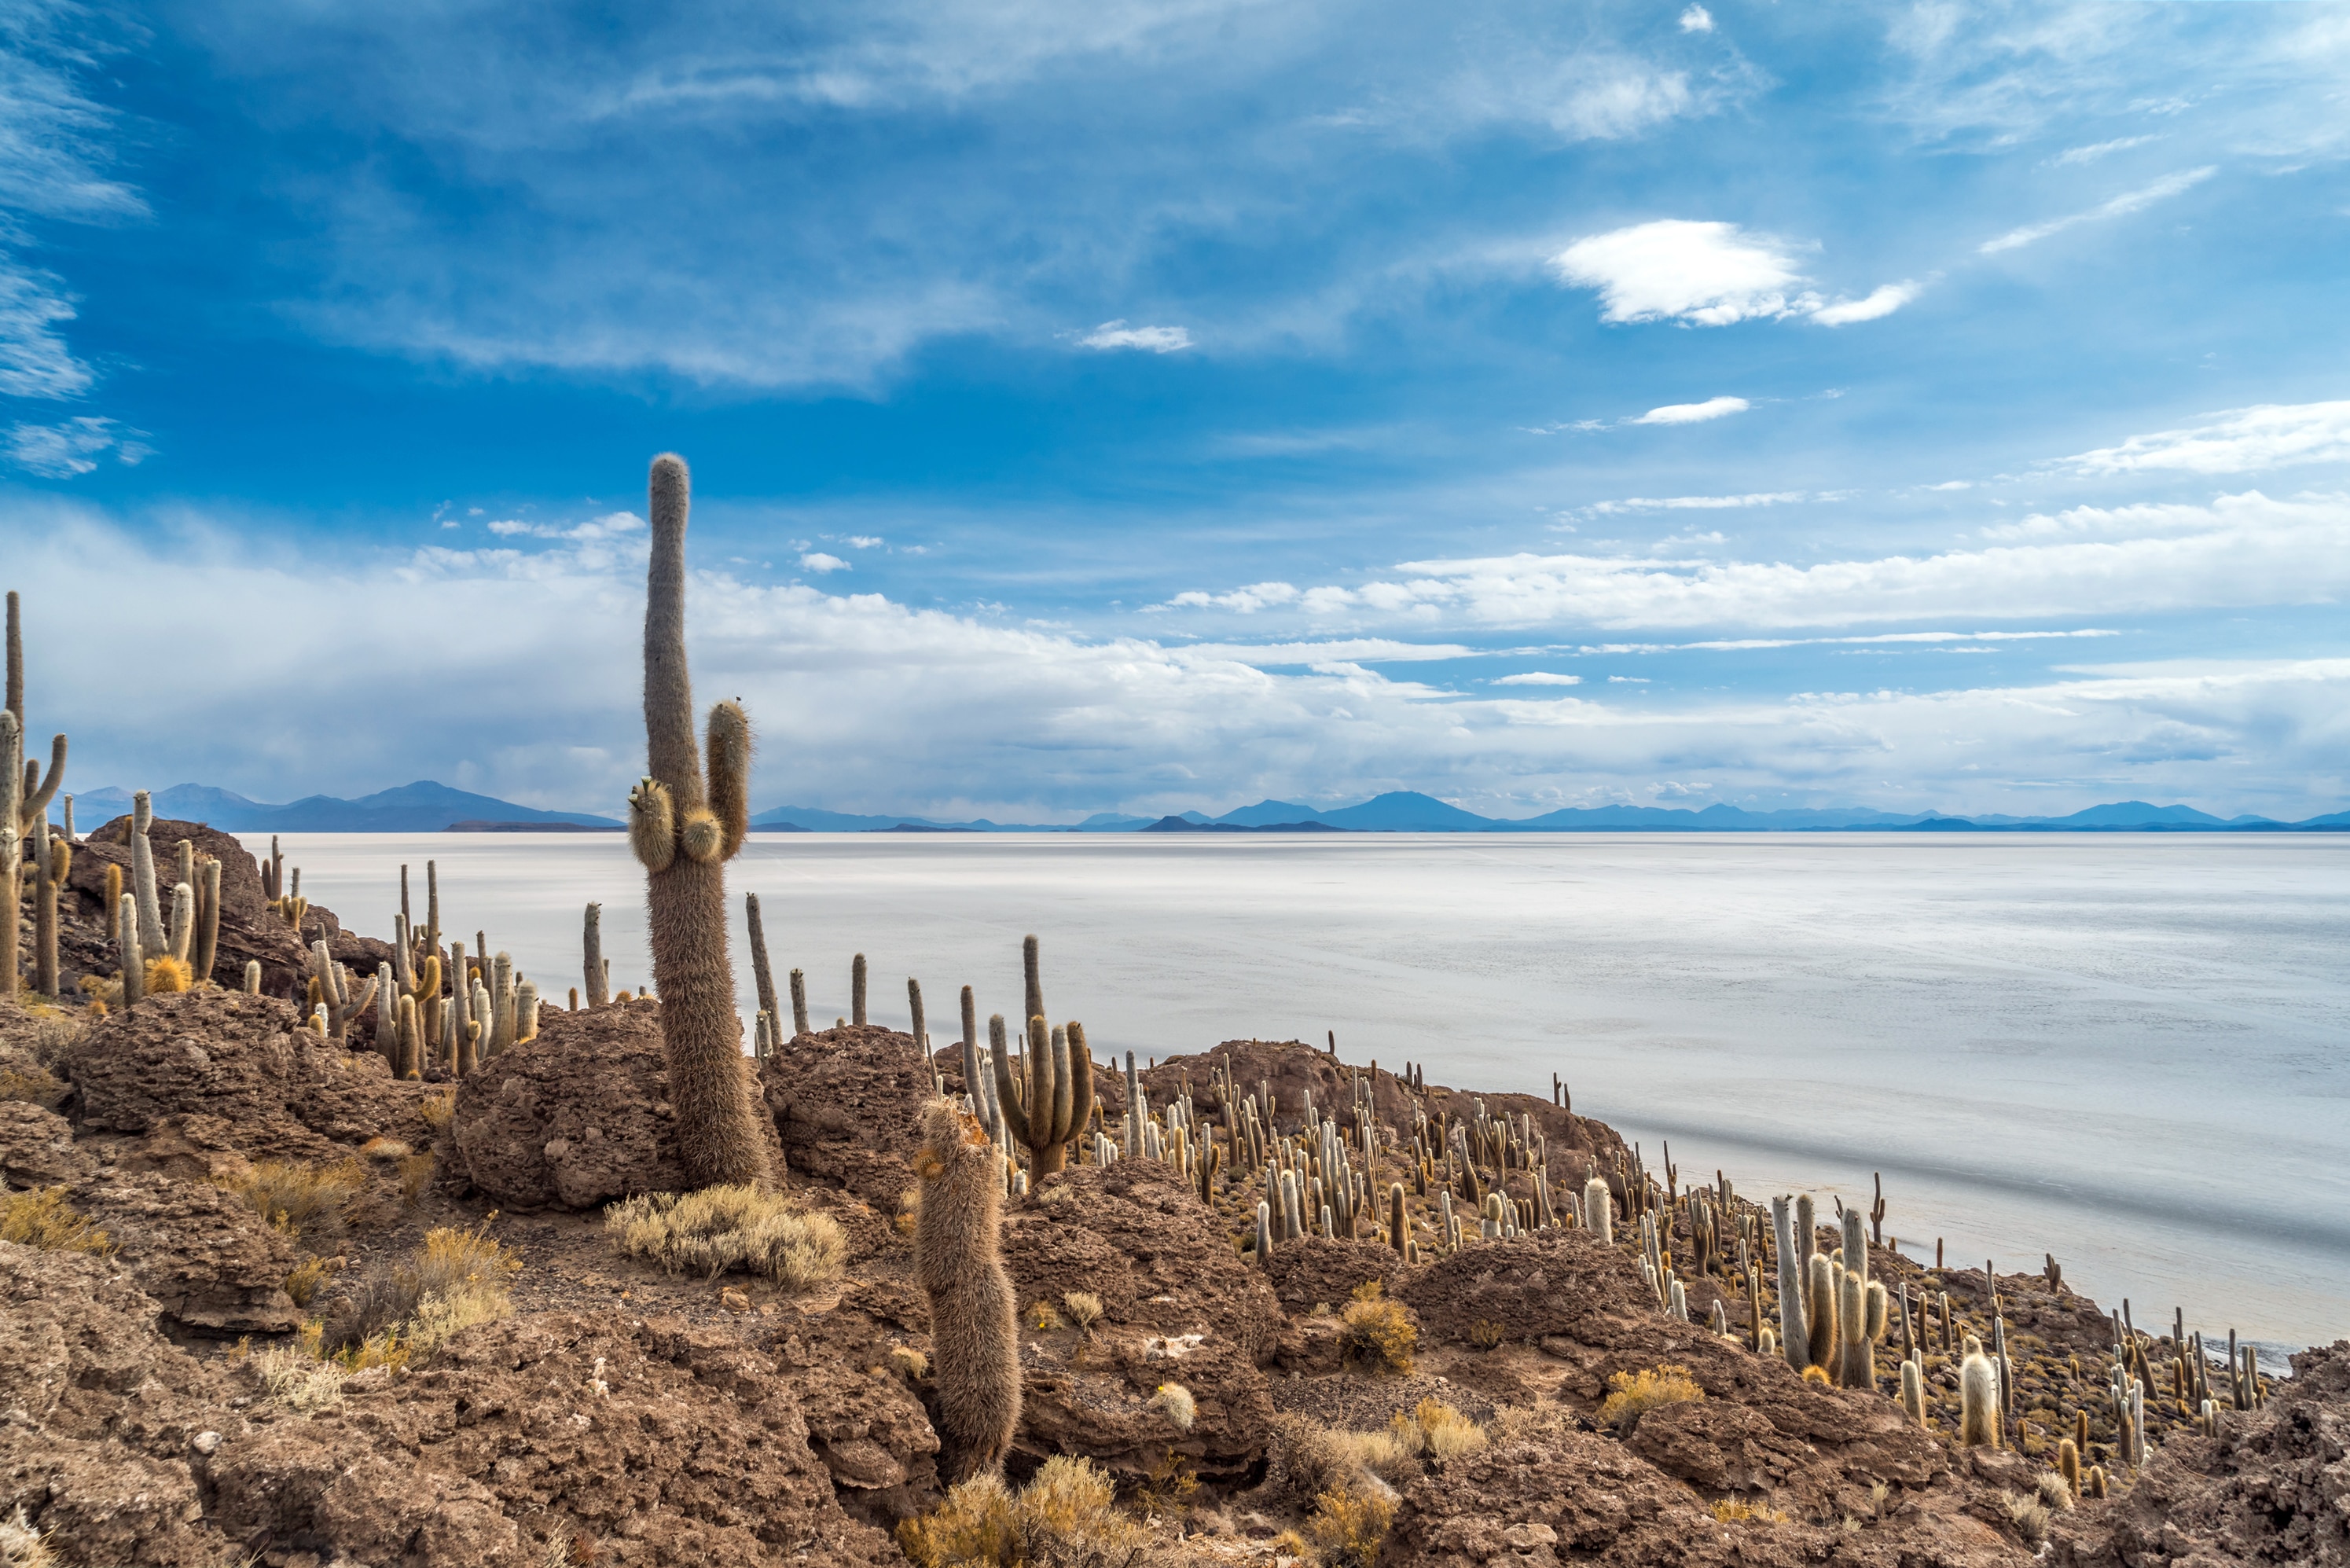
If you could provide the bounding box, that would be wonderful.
[1339,1280,1416,1375]
[1468,1316,1507,1350]
[1129,1448,1199,1518]
[895,1455,1147,1567]
[1596,1364,1705,1430]
[284,1254,336,1306]
[221,1159,367,1241]
[0,1063,65,1108]
[1,1187,112,1255]
[397,1151,435,1205]
[604,1184,846,1290]
[2002,1490,2052,1544]
[1028,1300,1065,1332]
[1062,1290,1104,1334]
[332,1217,519,1356]
[1391,1397,1487,1464]
[1308,1483,1396,1568]
[417,1087,457,1140]
[890,1346,930,1381]
[1709,1499,1790,1523]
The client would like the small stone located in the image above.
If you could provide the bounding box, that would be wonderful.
[192,1430,222,1455]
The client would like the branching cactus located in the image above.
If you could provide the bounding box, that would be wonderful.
[629,454,769,1190]
[308,939,380,1044]
[984,935,1093,1179]
[912,1098,1021,1482]
[1,593,67,998]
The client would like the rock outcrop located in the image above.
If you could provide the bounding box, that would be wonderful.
[452,997,784,1210]
[760,1023,934,1207]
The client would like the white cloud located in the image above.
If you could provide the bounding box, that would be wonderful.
[843,534,884,548]
[1153,582,1301,613]
[1494,671,1582,685]
[2051,134,2161,167]
[1158,490,2350,631]
[1678,6,1713,34]
[1551,220,1814,326]
[1978,167,2216,255]
[5,500,2344,821]
[799,551,850,573]
[1634,396,1749,425]
[1584,492,1808,516]
[0,261,91,399]
[1811,280,1922,327]
[2065,400,2350,476]
[1609,675,1649,683]
[1078,320,1195,353]
[5,416,149,477]
[487,511,644,541]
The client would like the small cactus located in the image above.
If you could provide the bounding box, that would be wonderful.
[583,902,609,1007]
[1900,1357,1928,1427]
[2058,1437,2080,1496]
[1959,1350,2001,1447]
[912,1099,1020,1482]
[744,892,777,1026]
[851,953,867,1026]
[985,936,1092,1179]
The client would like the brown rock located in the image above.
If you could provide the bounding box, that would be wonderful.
[769,1285,944,1526]
[761,1023,933,1207]
[78,1170,301,1336]
[452,997,784,1210]
[1261,1232,1410,1316]
[61,989,429,1162]
[0,1098,95,1187]
[0,1240,237,1567]
[1000,1158,1281,1478]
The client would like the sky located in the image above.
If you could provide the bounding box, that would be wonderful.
[4,0,2348,823]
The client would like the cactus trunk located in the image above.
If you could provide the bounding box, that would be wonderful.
[745,893,778,1026]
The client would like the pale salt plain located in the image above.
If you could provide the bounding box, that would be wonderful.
[265,831,2350,1356]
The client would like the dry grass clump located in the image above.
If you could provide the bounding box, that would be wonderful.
[417,1088,457,1141]
[1710,1499,1790,1523]
[221,1159,367,1240]
[2035,1471,2075,1512]
[1308,1484,1397,1568]
[1262,1415,1416,1508]
[1597,1364,1704,1430]
[1467,1317,1507,1350]
[2001,1490,2052,1544]
[284,1254,336,1306]
[246,1324,349,1415]
[0,1503,57,1567]
[895,1454,1147,1567]
[1390,1397,1487,1464]
[1339,1280,1416,1375]
[397,1151,435,1205]
[1062,1291,1104,1334]
[1028,1300,1066,1332]
[0,1063,66,1109]
[331,1217,519,1360]
[890,1346,930,1382]
[0,1187,112,1255]
[604,1185,846,1291]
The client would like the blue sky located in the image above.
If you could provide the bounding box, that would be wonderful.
[5,0,2348,821]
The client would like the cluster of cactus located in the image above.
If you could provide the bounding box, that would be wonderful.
[0,590,67,998]
[982,935,1093,1180]
[627,454,769,1190]
[259,835,307,928]
[366,859,537,1078]
[105,793,220,1006]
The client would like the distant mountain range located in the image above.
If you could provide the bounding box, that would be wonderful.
[65,782,2350,834]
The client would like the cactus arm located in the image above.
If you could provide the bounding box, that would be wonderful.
[628,778,676,871]
[989,1013,1033,1148]
[1021,935,1043,1039]
[1048,1023,1073,1142]
[20,732,63,827]
[643,454,707,811]
[1064,1023,1094,1144]
[168,882,194,964]
[706,700,751,861]
[959,991,986,1113]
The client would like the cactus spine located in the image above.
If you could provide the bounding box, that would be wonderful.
[1772,1195,1809,1375]
[913,1099,1020,1482]
[1959,1350,2001,1447]
[629,454,768,1189]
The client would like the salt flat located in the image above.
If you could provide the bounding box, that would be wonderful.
[268,830,2350,1352]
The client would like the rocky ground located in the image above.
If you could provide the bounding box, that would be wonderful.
[3,828,2342,1567]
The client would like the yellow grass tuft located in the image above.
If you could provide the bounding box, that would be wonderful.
[1027,1300,1064,1332]
[1060,1290,1103,1334]
[1597,1364,1705,1430]
[0,1187,112,1255]
[220,1159,367,1241]
[604,1185,846,1291]
[1711,1499,1790,1523]
[895,1455,1145,1568]
[1392,1397,1488,1463]
[1309,1483,1397,1568]
[284,1254,336,1307]
[1340,1281,1416,1375]
[0,1064,67,1109]
[417,1088,457,1140]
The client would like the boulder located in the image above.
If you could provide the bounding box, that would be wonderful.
[60,989,430,1163]
[206,1310,902,1567]
[768,1280,943,1526]
[1260,1232,1411,1316]
[0,1098,94,1187]
[452,997,784,1211]
[998,1156,1282,1478]
[760,1023,933,1207]
[0,1240,237,1567]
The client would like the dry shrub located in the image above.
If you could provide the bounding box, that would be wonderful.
[896,1455,1146,1567]
[1339,1280,1416,1375]
[284,1254,336,1307]
[1391,1397,1487,1464]
[0,1187,112,1255]
[1262,1415,1413,1507]
[397,1151,435,1205]
[0,1503,57,1567]
[332,1217,518,1354]
[1130,1448,1198,1518]
[2036,1471,2074,1512]
[1710,1499,1789,1523]
[2002,1491,2052,1544]
[417,1088,457,1141]
[890,1346,930,1381]
[1308,1484,1396,1568]
[1488,1403,1566,1447]
[1029,1300,1066,1332]
[1468,1317,1507,1350]
[252,1339,345,1414]
[25,1012,82,1067]
[1598,1364,1704,1430]
[221,1159,367,1241]
[604,1185,846,1291]
[0,1063,66,1110]
[1062,1291,1104,1334]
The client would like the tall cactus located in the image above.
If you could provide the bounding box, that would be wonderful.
[583,902,610,1007]
[629,454,769,1190]
[308,939,380,1043]
[2,593,67,999]
[744,892,778,1026]
[912,1098,1021,1482]
[1772,1195,1809,1375]
[31,816,67,997]
[985,933,1092,1178]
